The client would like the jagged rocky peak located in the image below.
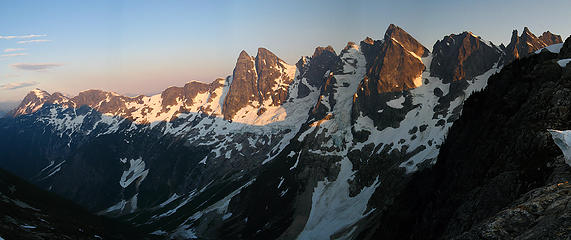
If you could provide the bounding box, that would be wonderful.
[431,31,502,83]
[223,50,259,120]
[11,89,70,116]
[305,46,340,87]
[343,41,359,52]
[12,78,228,124]
[255,47,294,106]
[363,36,375,45]
[505,27,563,62]
[351,24,428,130]
[11,89,49,116]
[312,45,337,62]
[14,88,124,117]
[223,47,296,120]
[293,46,341,99]
[313,45,336,56]
[358,24,428,95]
[540,31,563,46]
[30,88,50,99]
[385,24,429,58]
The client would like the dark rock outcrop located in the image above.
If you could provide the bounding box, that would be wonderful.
[560,35,571,59]
[304,46,339,88]
[430,32,501,83]
[294,46,342,99]
[454,159,571,240]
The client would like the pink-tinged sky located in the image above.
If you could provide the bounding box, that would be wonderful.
[1,0,570,103]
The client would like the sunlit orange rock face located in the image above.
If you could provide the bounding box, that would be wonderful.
[504,27,562,62]
[351,24,428,130]
[223,48,295,120]
[358,24,428,95]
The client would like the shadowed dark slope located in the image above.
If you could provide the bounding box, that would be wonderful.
[0,167,147,239]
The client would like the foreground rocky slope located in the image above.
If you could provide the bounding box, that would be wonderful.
[0,26,565,239]
[367,36,571,240]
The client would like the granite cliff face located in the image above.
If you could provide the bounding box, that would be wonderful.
[223,51,259,120]
[223,48,296,120]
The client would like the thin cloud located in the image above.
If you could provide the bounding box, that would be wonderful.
[1,74,19,78]
[4,48,25,52]
[1,53,28,57]
[17,39,51,44]
[0,34,47,39]
[0,81,38,90]
[12,63,62,71]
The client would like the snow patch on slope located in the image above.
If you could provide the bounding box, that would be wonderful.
[557,59,571,67]
[297,45,380,239]
[386,96,405,109]
[534,43,563,54]
[548,129,571,166]
[119,157,149,188]
[171,179,256,239]
[100,193,139,215]
[298,157,378,239]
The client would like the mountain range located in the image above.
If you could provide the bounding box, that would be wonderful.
[0,24,569,239]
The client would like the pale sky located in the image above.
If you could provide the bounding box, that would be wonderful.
[1,0,570,103]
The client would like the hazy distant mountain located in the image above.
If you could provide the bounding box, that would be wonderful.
[0,101,18,118]
[0,25,568,239]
